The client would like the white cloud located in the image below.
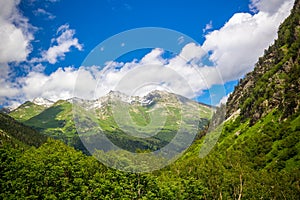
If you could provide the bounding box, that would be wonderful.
[178,43,205,63]
[33,8,56,20]
[0,65,99,108]
[90,46,216,99]
[249,0,289,14]
[203,20,213,33]
[0,2,84,108]
[0,0,295,108]
[202,0,294,82]
[140,48,166,65]
[39,24,83,64]
[0,64,19,99]
[19,67,80,101]
[0,0,34,63]
[217,93,230,106]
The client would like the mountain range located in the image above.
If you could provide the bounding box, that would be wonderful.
[1,0,300,198]
[9,90,213,153]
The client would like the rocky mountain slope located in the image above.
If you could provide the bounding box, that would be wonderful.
[226,1,300,124]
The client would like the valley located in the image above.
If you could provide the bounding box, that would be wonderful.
[0,0,300,198]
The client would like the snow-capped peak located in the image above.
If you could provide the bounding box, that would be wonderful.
[107,90,134,104]
[32,97,54,107]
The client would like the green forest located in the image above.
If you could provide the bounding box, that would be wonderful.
[1,0,300,199]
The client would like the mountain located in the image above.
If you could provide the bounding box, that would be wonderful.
[9,97,54,122]
[9,101,47,122]
[0,112,47,148]
[1,1,300,199]
[166,1,300,198]
[226,0,300,123]
[9,90,213,153]
[10,99,84,149]
[32,97,54,107]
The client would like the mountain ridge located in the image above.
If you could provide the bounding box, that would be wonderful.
[10,90,213,112]
[9,90,213,153]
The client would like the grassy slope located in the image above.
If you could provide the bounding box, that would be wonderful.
[164,2,299,197]
[154,108,300,199]
[9,101,46,122]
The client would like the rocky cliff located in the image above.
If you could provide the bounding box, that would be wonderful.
[226,0,300,124]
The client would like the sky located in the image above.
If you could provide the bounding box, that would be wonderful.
[0,0,295,109]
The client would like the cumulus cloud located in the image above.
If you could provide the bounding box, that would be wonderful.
[89,46,219,99]
[19,67,85,101]
[0,1,83,108]
[140,48,166,65]
[0,0,34,64]
[178,43,205,63]
[202,0,294,82]
[38,24,83,64]
[0,0,295,108]
[2,46,210,108]
[0,65,98,108]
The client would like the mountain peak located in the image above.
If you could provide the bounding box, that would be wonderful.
[32,97,54,107]
[147,90,173,96]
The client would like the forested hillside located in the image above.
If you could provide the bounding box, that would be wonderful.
[0,112,47,148]
[1,0,300,199]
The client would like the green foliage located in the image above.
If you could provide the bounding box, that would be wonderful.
[1,1,300,199]
[0,113,47,147]
[0,139,201,199]
[1,108,300,199]
[161,108,300,199]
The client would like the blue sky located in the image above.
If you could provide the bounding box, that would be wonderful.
[20,0,249,73]
[0,0,295,108]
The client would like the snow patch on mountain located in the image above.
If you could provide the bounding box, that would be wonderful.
[32,97,54,107]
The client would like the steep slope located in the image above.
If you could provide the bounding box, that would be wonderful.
[0,112,47,148]
[226,0,300,123]
[21,100,83,148]
[158,1,300,198]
